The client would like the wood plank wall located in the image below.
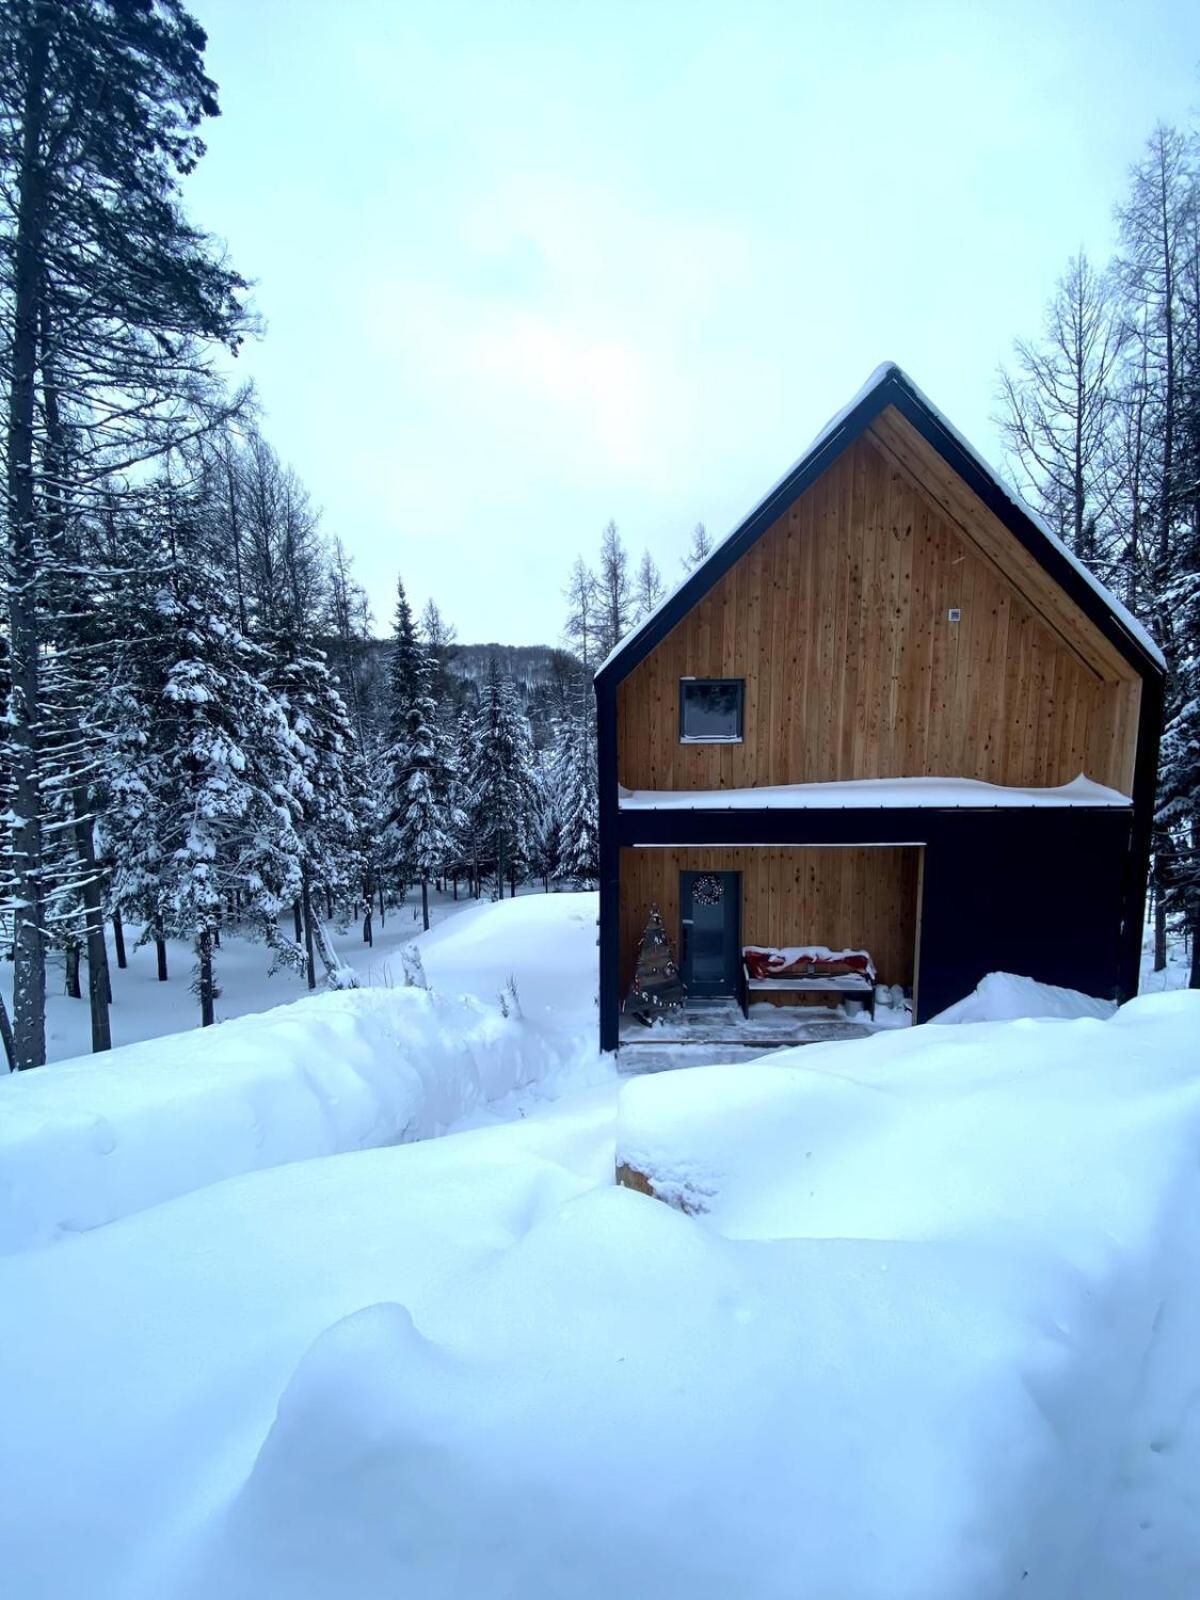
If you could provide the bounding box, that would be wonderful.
[619,846,920,995]
[616,419,1141,794]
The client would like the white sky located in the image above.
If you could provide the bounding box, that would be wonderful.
[186,0,1198,645]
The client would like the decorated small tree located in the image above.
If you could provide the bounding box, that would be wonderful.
[624,904,686,1025]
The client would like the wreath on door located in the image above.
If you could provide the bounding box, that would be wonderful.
[692,874,724,906]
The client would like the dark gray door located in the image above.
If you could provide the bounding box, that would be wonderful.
[680,871,741,997]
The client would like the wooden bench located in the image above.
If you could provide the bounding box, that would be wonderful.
[741,947,876,1019]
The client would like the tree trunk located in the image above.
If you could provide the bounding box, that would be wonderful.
[112,906,127,969]
[1153,834,1168,971]
[155,910,168,982]
[292,898,303,943]
[197,925,215,1026]
[362,902,373,947]
[325,886,333,921]
[5,20,50,1068]
[420,877,430,932]
[452,871,458,902]
[65,940,82,999]
[378,882,386,925]
[300,870,317,991]
[72,790,112,1053]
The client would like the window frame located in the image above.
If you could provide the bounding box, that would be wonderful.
[678,676,746,745]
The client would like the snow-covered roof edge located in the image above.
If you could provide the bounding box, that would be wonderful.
[618,774,1134,812]
[595,362,1165,682]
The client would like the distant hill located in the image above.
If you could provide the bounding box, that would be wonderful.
[348,639,585,746]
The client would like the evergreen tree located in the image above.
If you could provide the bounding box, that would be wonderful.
[552,681,599,887]
[393,655,462,930]
[264,629,358,986]
[101,556,303,1027]
[386,576,422,745]
[0,0,249,1066]
[470,657,537,900]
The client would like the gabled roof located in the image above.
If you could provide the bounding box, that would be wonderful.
[594,362,1165,688]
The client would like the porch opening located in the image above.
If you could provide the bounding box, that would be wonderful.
[619,844,924,1048]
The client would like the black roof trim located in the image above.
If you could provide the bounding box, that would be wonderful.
[594,364,1164,689]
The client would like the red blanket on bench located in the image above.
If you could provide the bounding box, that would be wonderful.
[743,947,875,983]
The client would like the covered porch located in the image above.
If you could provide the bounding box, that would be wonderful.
[617,843,921,1057]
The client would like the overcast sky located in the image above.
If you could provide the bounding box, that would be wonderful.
[186,0,1197,646]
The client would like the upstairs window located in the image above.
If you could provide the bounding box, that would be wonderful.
[679,678,744,743]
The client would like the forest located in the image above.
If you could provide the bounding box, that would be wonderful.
[1,1,1197,1073]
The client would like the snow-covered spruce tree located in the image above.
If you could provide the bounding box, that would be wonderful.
[527,746,561,892]
[390,653,463,931]
[0,0,249,1066]
[553,681,600,888]
[101,537,303,1027]
[470,657,538,900]
[381,575,423,894]
[1158,648,1200,987]
[262,629,359,986]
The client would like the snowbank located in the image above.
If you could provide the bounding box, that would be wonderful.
[2,994,1197,1597]
[181,995,1200,1597]
[0,983,590,1255]
[928,969,1116,1024]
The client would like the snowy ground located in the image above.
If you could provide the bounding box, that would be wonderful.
[0,893,608,1253]
[1,893,1198,1597]
[1,883,538,1065]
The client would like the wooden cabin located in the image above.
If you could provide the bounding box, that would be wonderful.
[594,363,1164,1052]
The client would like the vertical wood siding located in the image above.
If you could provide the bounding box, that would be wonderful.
[619,845,920,996]
[616,422,1141,794]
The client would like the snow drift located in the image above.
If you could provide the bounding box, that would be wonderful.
[0,982,589,1254]
[2,992,1198,1598]
[928,969,1115,1024]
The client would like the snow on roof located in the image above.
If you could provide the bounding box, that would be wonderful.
[596,362,1164,679]
[618,774,1133,812]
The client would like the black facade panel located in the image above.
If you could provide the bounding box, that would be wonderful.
[611,807,1133,1032]
[915,811,1131,1018]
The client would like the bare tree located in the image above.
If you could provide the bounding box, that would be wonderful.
[596,519,631,659]
[996,253,1124,566]
[634,549,665,620]
[563,555,600,671]
[682,521,713,571]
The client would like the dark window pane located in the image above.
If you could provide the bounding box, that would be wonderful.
[681,679,743,740]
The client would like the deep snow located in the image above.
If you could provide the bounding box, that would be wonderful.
[0,916,1197,1596]
[0,893,607,1253]
[1,892,1198,1598]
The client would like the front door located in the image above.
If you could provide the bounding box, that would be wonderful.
[680,871,741,998]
